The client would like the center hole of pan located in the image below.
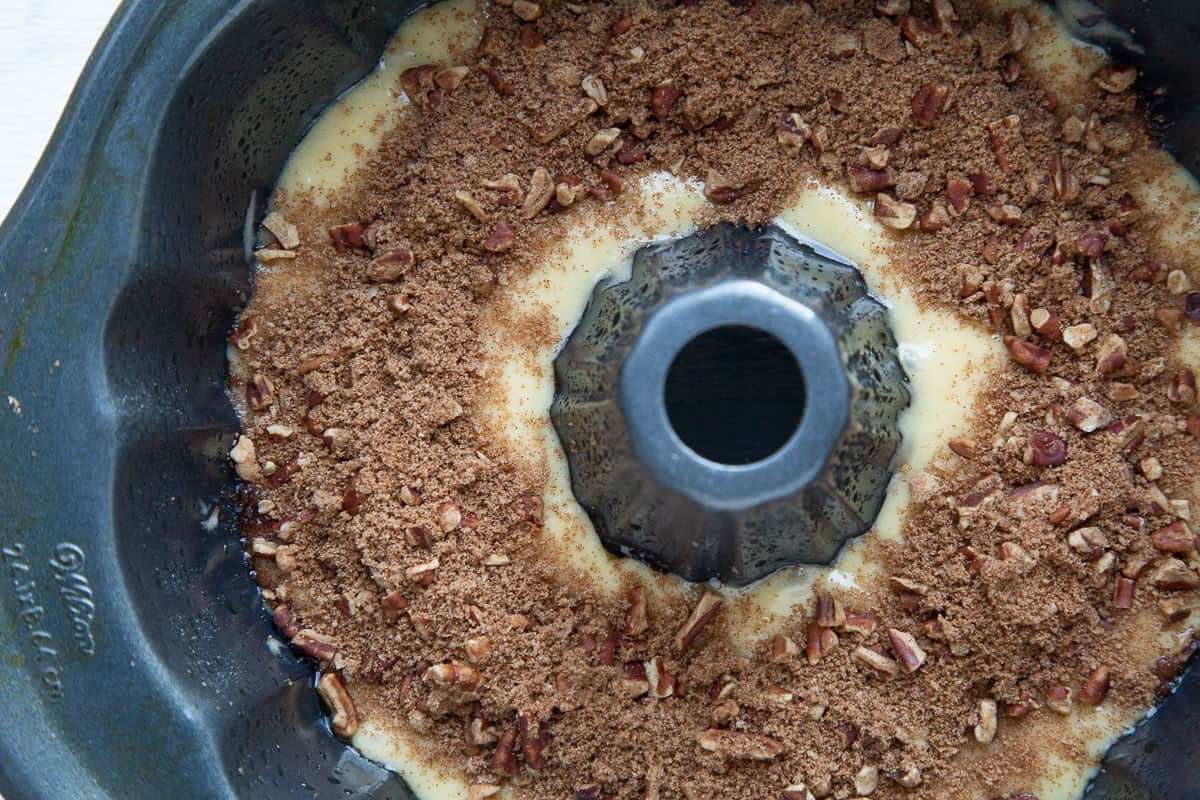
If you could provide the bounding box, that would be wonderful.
[663,325,806,466]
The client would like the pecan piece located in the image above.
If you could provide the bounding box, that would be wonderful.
[874,193,917,230]
[520,167,555,218]
[245,373,275,411]
[490,730,520,778]
[425,662,483,692]
[645,656,678,699]
[887,629,927,673]
[1030,308,1062,340]
[1078,666,1110,706]
[919,203,951,231]
[1045,685,1073,714]
[272,604,299,639]
[651,83,683,119]
[482,221,516,254]
[1067,396,1112,433]
[931,0,961,34]
[840,613,878,637]
[1113,577,1135,609]
[293,629,337,665]
[777,113,812,154]
[1095,334,1128,376]
[853,645,899,677]
[1095,63,1137,93]
[696,729,786,761]
[1051,153,1079,201]
[625,586,649,637]
[988,115,1026,172]
[771,633,799,663]
[1151,558,1200,591]
[1003,336,1050,374]
[1152,520,1195,554]
[406,559,439,587]
[1027,431,1066,466]
[435,66,470,92]
[704,170,760,204]
[806,621,839,664]
[367,248,414,282]
[1160,598,1191,625]
[911,83,950,124]
[675,590,724,650]
[946,174,972,214]
[517,710,549,772]
[1169,368,1198,406]
[1105,414,1145,451]
[848,165,894,193]
[317,672,360,739]
[973,698,998,744]
[381,590,409,623]
[816,594,846,628]
[900,16,939,48]
[618,662,650,699]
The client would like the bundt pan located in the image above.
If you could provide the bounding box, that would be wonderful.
[0,1,1195,798]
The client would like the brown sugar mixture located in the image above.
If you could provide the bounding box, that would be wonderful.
[228,1,1200,798]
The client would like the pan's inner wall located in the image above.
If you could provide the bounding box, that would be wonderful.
[103,2,420,797]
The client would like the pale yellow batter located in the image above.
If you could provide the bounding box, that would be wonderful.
[248,1,1200,798]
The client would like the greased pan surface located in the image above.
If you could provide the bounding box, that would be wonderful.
[0,1,1195,798]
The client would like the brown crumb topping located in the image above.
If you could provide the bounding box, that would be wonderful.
[231,1,1200,799]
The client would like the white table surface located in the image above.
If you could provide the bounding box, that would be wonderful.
[0,0,121,224]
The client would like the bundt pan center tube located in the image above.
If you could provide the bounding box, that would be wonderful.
[0,1,1198,799]
[552,224,908,584]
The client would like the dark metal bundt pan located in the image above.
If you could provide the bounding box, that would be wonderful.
[0,1,1195,798]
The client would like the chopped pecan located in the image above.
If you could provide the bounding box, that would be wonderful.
[381,590,410,623]
[973,698,998,744]
[650,83,683,119]
[931,0,961,34]
[1030,308,1062,340]
[425,662,483,691]
[704,170,761,204]
[517,710,549,772]
[367,248,414,282]
[777,113,812,154]
[490,730,519,778]
[816,594,846,628]
[848,165,894,193]
[1095,334,1128,376]
[911,83,950,124]
[1078,666,1110,705]
[900,16,939,48]
[853,645,899,677]
[675,590,724,650]
[1045,685,1072,714]
[1113,577,1135,609]
[806,621,839,664]
[1151,558,1200,591]
[887,629,928,673]
[317,673,360,739]
[645,656,678,699]
[1027,431,1066,467]
[696,729,786,761]
[521,167,555,218]
[1003,336,1050,374]
[874,193,917,230]
[771,633,799,663]
[625,586,649,637]
[1152,520,1195,554]
[1095,63,1137,93]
